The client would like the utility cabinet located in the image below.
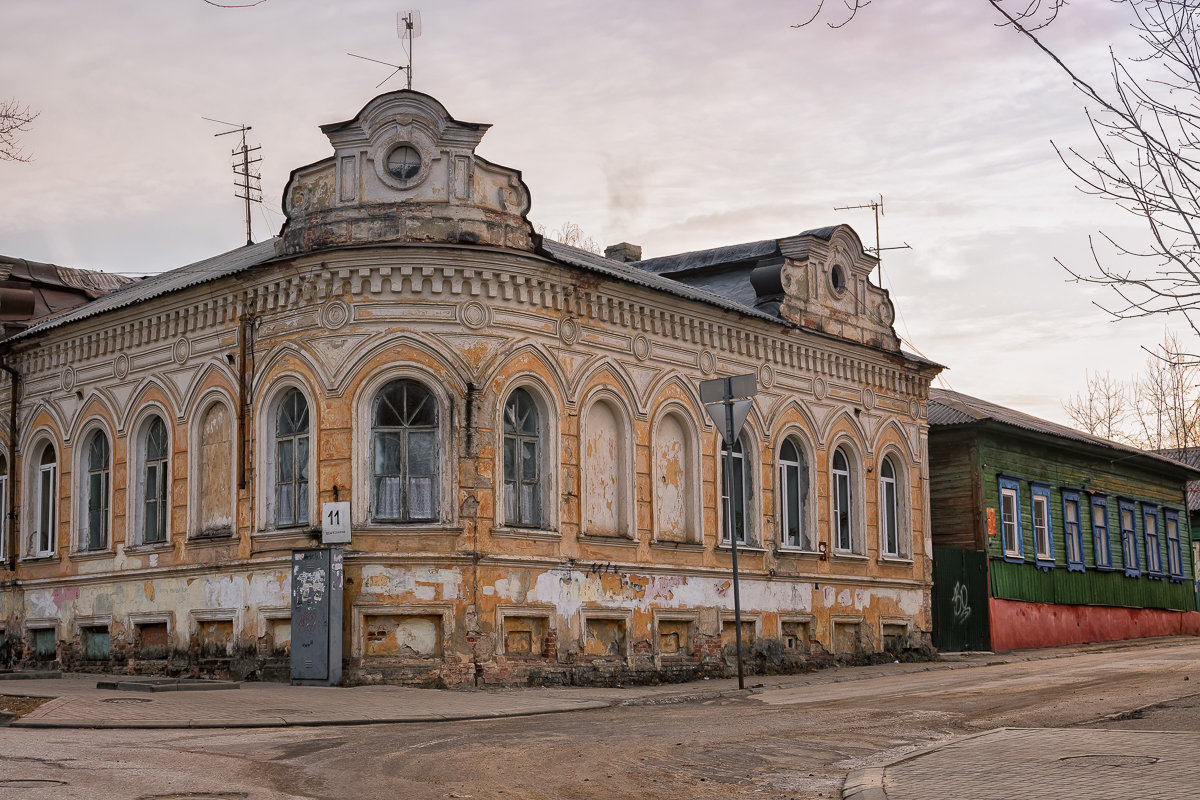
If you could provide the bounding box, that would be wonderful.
[290,547,344,685]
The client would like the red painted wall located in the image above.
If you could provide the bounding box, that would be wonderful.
[989,597,1200,652]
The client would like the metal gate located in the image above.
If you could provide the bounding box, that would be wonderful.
[932,546,990,652]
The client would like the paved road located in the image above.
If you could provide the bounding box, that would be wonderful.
[0,637,1194,799]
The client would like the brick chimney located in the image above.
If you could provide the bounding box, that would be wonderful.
[604,242,642,263]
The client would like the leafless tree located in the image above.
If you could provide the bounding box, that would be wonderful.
[1130,330,1200,450]
[536,221,604,255]
[1063,370,1134,442]
[0,98,39,162]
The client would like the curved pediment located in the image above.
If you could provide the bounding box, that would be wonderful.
[278,90,535,256]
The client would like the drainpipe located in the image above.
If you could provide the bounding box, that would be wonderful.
[0,353,18,572]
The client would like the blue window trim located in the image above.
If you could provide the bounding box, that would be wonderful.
[1030,483,1055,570]
[1142,502,1164,579]
[1165,508,1185,582]
[1118,498,1140,578]
[1061,489,1085,573]
[998,476,1024,563]
[1090,494,1113,570]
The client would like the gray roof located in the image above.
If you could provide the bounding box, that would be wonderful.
[633,239,779,276]
[928,388,1198,475]
[11,239,280,341]
[539,239,783,325]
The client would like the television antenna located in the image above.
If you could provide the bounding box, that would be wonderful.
[349,10,422,90]
[204,117,262,246]
[833,195,911,280]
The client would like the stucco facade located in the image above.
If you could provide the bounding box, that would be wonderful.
[0,91,941,685]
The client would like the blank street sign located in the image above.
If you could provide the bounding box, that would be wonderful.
[699,373,758,404]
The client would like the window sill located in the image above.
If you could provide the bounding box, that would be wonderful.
[1123,569,1142,579]
[1035,558,1056,572]
[492,526,561,542]
[20,554,60,565]
[125,542,173,554]
[1095,564,1115,572]
[717,543,767,553]
[254,527,320,539]
[1066,563,1086,573]
[69,549,116,562]
[579,534,638,547]
[777,547,821,557]
[877,555,914,566]
[187,535,238,548]
[362,524,460,536]
[1001,553,1025,564]
[831,551,869,561]
[650,540,705,551]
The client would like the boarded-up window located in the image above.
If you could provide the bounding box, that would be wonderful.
[833,621,862,654]
[583,400,628,537]
[782,620,811,652]
[721,620,756,650]
[196,619,233,657]
[657,618,692,656]
[82,626,111,660]
[363,614,441,658]
[136,622,169,659]
[197,403,234,538]
[501,615,549,657]
[584,617,626,658]
[653,413,694,542]
[31,628,56,659]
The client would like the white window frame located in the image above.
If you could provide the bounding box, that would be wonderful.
[29,438,58,558]
[369,377,440,524]
[778,435,812,551]
[878,454,904,558]
[502,387,543,529]
[719,432,755,546]
[829,442,864,555]
[1031,485,1053,564]
[127,407,172,548]
[260,383,314,532]
[999,478,1023,560]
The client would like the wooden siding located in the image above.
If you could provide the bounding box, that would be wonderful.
[975,430,1197,612]
[929,429,984,550]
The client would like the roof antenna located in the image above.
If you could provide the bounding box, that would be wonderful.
[833,195,911,281]
[348,10,422,89]
[204,117,262,247]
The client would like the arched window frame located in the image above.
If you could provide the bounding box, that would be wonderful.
[354,367,454,528]
[24,432,60,559]
[257,379,316,533]
[876,449,911,560]
[126,404,173,548]
[187,390,238,539]
[0,449,8,557]
[495,379,559,534]
[650,404,702,545]
[74,421,113,553]
[579,389,636,539]
[718,428,760,548]
[829,438,866,556]
[777,431,816,552]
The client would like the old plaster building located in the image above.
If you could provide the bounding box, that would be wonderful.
[0,91,941,685]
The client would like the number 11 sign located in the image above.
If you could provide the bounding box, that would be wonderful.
[322,502,351,544]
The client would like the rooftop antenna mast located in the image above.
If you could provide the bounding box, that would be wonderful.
[833,195,911,280]
[348,10,422,89]
[204,117,262,246]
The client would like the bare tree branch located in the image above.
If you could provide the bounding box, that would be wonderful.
[0,98,39,162]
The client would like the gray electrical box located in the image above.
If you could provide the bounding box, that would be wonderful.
[290,547,343,686]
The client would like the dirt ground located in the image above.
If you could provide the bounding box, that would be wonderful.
[0,694,51,717]
[0,642,1196,799]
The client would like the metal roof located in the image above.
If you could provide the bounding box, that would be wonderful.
[11,239,280,342]
[632,239,779,276]
[928,388,1199,475]
[539,239,784,325]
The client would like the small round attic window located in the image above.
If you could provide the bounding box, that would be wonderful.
[385,145,422,182]
[830,263,847,294]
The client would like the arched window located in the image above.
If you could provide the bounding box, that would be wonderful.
[196,401,234,538]
[503,388,541,527]
[274,389,310,528]
[832,446,853,553]
[720,434,752,545]
[82,430,111,551]
[653,411,698,543]
[582,397,632,537]
[372,379,438,522]
[779,437,810,549]
[141,417,169,544]
[879,455,899,557]
[33,442,57,557]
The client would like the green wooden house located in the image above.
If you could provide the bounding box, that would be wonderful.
[928,388,1200,652]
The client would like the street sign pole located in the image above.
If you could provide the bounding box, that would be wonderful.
[701,372,757,692]
[722,395,745,691]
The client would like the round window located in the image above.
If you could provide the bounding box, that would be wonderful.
[831,264,847,293]
[385,145,422,182]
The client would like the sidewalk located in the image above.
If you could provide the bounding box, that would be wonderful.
[843,728,1197,800]
[1,635,1192,729]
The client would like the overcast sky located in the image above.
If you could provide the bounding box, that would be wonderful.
[0,0,1181,425]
